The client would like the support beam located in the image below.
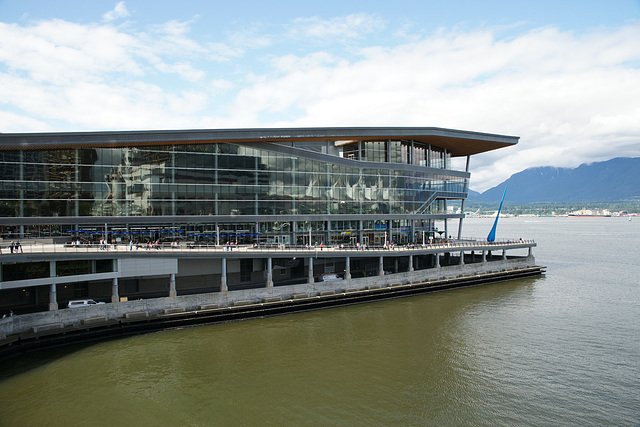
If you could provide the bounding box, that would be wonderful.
[435,253,440,268]
[308,257,314,283]
[502,249,507,260]
[482,250,487,262]
[459,251,464,265]
[457,155,470,240]
[111,277,119,303]
[169,273,177,298]
[379,256,384,276]
[220,258,228,292]
[48,284,58,311]
[345,256,351,280]
[409,255,414,272]
[444,199,448,238]
[267,257,273,287]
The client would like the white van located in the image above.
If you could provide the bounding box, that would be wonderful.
[67,299,105,308]
[319,273,343,281]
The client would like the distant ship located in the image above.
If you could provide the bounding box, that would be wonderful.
[568,208,611,217]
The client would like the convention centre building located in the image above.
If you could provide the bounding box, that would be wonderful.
[0,127,542,350]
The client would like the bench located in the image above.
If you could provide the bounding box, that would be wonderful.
[124,311,149,319]
[162,307,185,314]
[32,323,64,333]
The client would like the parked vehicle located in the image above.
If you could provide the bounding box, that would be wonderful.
[319,273,343,281]
[67,299,105,308]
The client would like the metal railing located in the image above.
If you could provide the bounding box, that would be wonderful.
[0,238,535,255]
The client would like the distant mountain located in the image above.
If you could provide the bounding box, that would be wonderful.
[476,157,640,203]
[467,189,482,199]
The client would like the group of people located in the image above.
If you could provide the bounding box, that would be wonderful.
[4,241,22,254]
[144,240,163,250]
[224,241,239,251]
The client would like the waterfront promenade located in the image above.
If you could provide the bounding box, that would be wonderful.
[1,237,535,257]
[0,235,541,358]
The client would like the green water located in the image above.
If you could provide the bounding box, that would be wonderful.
[1,217,638,426]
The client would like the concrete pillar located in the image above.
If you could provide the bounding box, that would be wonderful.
[48,261,57,311]
[410,219,415,243]
[409,255,414,272]
[169,273,177,297]
[459,251,464,265]
[345,256,351,280]
[482,250,487,262]
[267,257,273,287]
[379,256,384,276]
[528,247,533,257]
[111,277,119,303]
[48,284,58,311]
[435,253,440,268]
[444,200,448,238]
[502,249,507,260]
[292,220,297,245]
[220,258,228,292]
[308,257,314,283]
[394,257,399,273]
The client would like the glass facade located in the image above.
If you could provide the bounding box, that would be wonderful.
[0,130,480,244]
[0,142,466,219]
[341,140,449,168]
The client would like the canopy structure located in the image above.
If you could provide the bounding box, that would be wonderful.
[0,126,518,157]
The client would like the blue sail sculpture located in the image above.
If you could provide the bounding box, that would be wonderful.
[487,186,507,242]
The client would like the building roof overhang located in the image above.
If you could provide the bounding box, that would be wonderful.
[0,126,518,157]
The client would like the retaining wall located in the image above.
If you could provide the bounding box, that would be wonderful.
[0,256,535,338]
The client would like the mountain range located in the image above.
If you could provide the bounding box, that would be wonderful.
[470,157,640,203]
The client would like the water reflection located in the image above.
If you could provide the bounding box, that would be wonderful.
[0,276,540,426]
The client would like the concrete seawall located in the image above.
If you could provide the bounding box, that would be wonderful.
[0,256,543,359]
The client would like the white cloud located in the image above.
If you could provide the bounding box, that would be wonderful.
[0,12,639,193]
[103,1,130,22]
[0,20,142,84]
[228,24,640,191]
[0,15,239,131]
[290,13,384,41]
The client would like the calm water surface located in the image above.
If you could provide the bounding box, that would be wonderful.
[0,217,638,426]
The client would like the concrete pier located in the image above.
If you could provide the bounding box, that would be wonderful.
[0,238,539,346]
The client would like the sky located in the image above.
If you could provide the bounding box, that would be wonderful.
[0,0,639,192]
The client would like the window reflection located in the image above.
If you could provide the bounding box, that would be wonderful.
[0,141,467,217]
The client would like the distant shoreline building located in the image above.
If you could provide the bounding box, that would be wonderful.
[0,127,541,353]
